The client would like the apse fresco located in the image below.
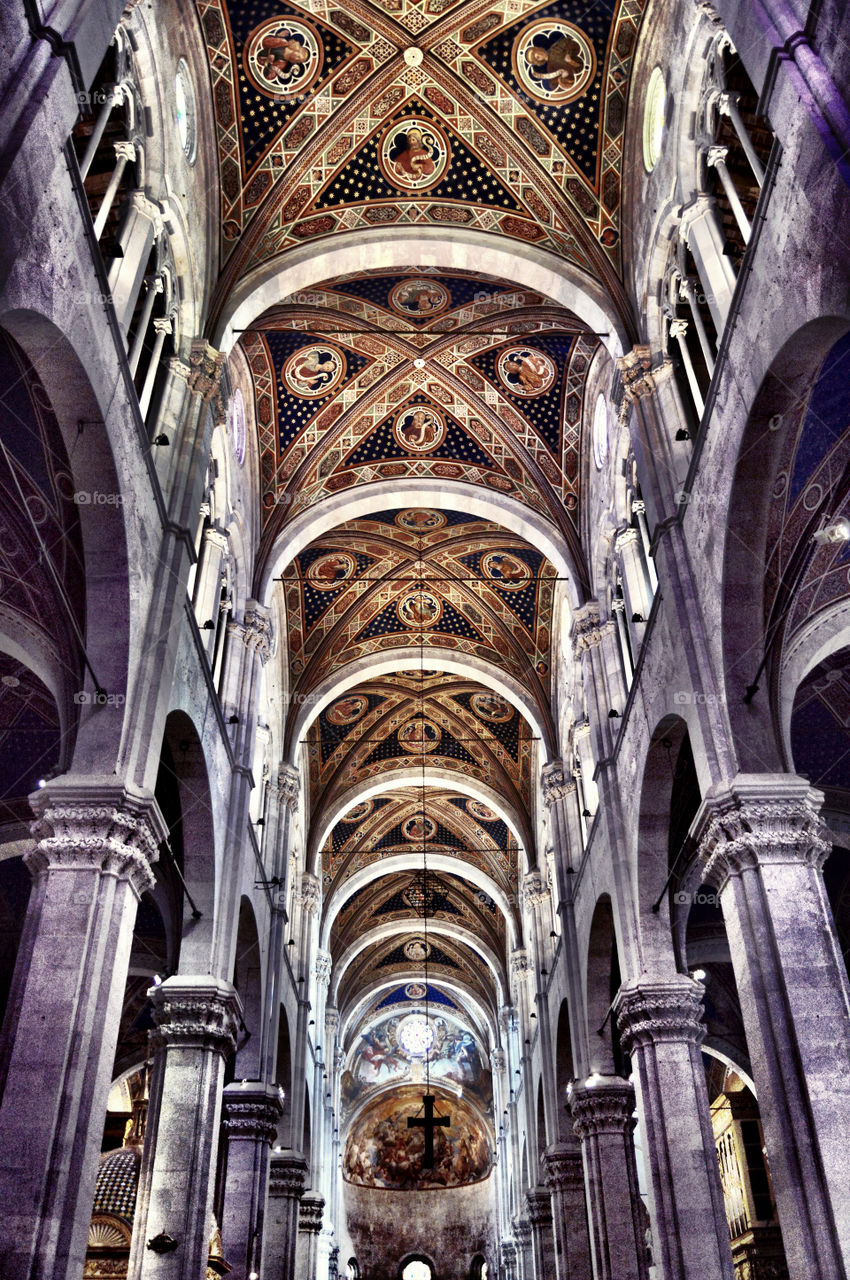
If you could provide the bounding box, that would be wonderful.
[340,1008,493,1117]
[343,1086,492,1190]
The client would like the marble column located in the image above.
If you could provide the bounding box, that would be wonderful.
[501,1238,519,1280]
[527,1186,557,1280]
[570,1077,647,1280]
[678,194,737,333]
[296,1191,325,1280]
[289,873,321,1157]
[692,775,850,1280]
[220,1083,284,1280]
[0,778,164,1280]
[614,978,734,1280]
[543,1144,592,1280]
[615,347,689,528]
[128,976,243,1280]
[265,1154,309,1280]
[514,1217,533,1280]
[572,603,628,763]
[107,189,163,337]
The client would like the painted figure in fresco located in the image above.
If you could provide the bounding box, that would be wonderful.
[484,551,528,586]
[256,30,311,86]
[398,719,440,750]
[388,127,438,183]
[397,282,445,313]
[501,350,551,393]
[397,408,442,450]
[310,554,352,585]
[288,348,338,393]
[524,33,586,93]
[398,592,441,629]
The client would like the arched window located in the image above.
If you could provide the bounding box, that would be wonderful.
[402,1260,434,1280]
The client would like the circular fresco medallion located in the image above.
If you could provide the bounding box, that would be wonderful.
[481,550,532,592]
[470,691,514,723]
[397,717,441,753]
[395,509,446,532]
[343,799,373,825]
[511,20,596,106]
[404,981,427,1000]
[467,798,498,822]
[326,694,369,727]
[389,279,451,317]
[244,18,324,99]
[402,938,431,962]
[496,346,556,397]
[306,550,357,591]
[402,814,437,842]
[379,119,451,192]
[393,406,446,453]
[283,343,347,398]
[396,590,443,629]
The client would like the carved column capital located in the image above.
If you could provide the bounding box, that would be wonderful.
[510,948,532,982]
[27,777,166,897]
[522,870,549,911]
[500,1240,518,1268]
[542,1143,584,1192]
[616,344,656,401]
[229,600,272,663]
[187,338,227,423]
[490,1048,506,1072]
[269,1152,309,1199]
[222,1082,284,1143]
[149,976,242,1058]
[113,140,136,164]
[526,1186,553,1228]
[514,1218,532,1249]
[299,1191,325,1233]
[325,1006,340,1037]
[571,602,615,656]
[570,1076,635,1139]
[692,774,830,891]
[541,758,575,806]
[276,764,301,811]
[315,949,332,988]
[300,871,321,914]
[614,977,706,1054]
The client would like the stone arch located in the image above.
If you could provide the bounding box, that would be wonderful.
[0,312,132,775]
[340,977,497,1050]
[288,648,551,764]
[555,998,578,1141]
[232,896,263,1077]
[309,769,528,874]
[721,316,850,774]
[320,855,519,951]
[330,920,506,1008]
[275,1004,293,1149]
[584,895,623,1076]
[157,711,218,974]
[215,227,630,359]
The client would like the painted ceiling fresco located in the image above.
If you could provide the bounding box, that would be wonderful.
[200,0,647,315]
[343,1084,492,1190]
[321,786,520,901]
[790,647,850,794]
[244,269,596,551]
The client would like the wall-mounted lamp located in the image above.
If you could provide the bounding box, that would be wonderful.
[153,434,170,447]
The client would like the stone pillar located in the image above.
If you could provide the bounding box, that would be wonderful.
[296,1191,325,1280]
[572,603,628,762]
[266,1154,309,1280]
[527,1186,557,1280]
[290,873,321,1156]
[514,1217,533,1280]
[93,140,135,238]
[501,1238,519,1280]
[614,978,734,1280]
[705,145,751,242]
[128,976,242,1280]
[616,347,689,528]
[692,775,850,1280]
[220,1083,284,1280]
[543,1144,592,1280]
[679,194,737,334]
[0,779,164,1280]
[570,1077,647,1280]
[108,190,163,337]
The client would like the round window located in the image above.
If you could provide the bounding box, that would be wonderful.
[229,388,246,466]
[642,67,666,172]
[397,1014,434,1057]
[592,392,609,470]
[175,59,197,164]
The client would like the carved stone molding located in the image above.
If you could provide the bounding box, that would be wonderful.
[149,977,242,1058]
[541,759,576,807]
[490,1048,506,1073]
[325,1006,340,1037]
[616,345,656,401]
[510,948,532,983]
[572,602,616,656]
[300,872,321,915]
[222,1083,283,1144]
[514,1218,532,1249]
[27,777,166,897]
[522,871,549,911]
[692,774,830,891]
[269,1153,309,1199]
[299,1192,325,1234]
[229,601,272,664]
[542,1144,584,1192]
[614,977,706,1054]
[526,1186,553,1228]
[500,1240,518,1268]
[187,339,227,422]
[570,1077,636,1139]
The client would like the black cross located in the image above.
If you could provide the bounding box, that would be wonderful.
[408,1093,450,1167]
